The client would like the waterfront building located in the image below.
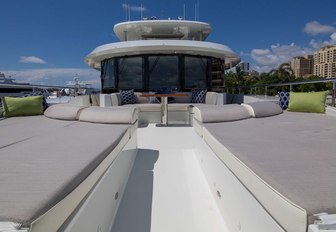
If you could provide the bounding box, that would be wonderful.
[313,45,336,78]
[290,55,314,78]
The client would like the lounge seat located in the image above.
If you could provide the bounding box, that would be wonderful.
[198,111,336,232]
[99,91,220,124]
[0,105,138,230]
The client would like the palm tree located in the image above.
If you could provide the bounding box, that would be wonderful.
[234,66,246,86]
[270,63,294,82]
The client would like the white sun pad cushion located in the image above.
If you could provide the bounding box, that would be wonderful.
[242,101,283,118]
[44,104,88,121]
[79,106,138,124]
[0,116,130,226]
[203,111,336,232]
[193,104,251,123]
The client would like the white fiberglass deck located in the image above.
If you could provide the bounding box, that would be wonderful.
[111,125,229,232]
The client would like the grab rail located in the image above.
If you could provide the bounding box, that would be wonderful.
[221,78,336,107]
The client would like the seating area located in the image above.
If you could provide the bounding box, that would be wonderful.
[0,104,139,231]
[0,91,335,232]
[97,90,221,124]
[193,103,336,232]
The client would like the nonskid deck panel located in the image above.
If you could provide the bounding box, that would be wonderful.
[111,125,229,232]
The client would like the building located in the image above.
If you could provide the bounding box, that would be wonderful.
[290,55,314,78]
[236,62,250,72]
[313,45,336,78]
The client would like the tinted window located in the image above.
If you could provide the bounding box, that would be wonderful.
[148,56,179,90]
[118,57,143,89]
[101,59,115,89]
[184,56,208,89]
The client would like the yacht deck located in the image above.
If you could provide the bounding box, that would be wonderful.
[111,125,229,232]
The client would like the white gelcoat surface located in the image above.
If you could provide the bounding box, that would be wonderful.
[111,125,229,232]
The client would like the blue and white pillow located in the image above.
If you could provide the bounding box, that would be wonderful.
[278,91,290,110]
[191,89,207,103]
[120,89,137,105]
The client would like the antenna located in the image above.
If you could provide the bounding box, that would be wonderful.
[194,0,200,21]
[183,4,185,20]
[197,0,200,21]
[128,4,131,21]
[194,3,196,21]
[125,0,128,21]
[141,4,143,20]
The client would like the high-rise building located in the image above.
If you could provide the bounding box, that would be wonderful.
[290,55,314,78]
[313,45,336,78]
[236,62,250,72]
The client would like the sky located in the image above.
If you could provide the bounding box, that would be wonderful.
[1,0,336,87]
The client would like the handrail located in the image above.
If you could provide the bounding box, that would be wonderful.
[0,83,93,90]
[0,83,99,100]
[222,77,336,107]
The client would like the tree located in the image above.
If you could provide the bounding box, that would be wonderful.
[269,63,295,83]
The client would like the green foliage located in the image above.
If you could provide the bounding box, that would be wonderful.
[224,63,332,95]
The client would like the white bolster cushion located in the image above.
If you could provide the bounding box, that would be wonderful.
[79,106,138,124]
[44,104,88,121]
[194,104,251,123]
[242,101,283,118]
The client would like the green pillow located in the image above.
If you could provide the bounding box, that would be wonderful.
[2,96,43,117]
[287,91,328,113]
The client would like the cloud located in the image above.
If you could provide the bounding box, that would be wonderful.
[250,43,314,73]
[309,32,336,49]
[122,3,146,12]
[19,56,47,64]
[1,68,100,88]
[303,21,336,36]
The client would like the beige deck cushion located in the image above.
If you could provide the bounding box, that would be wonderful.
[134,92,150,104]
[242,101,283,118]
[68,95,95,106]
[91,94,100,106]
[0,116,75,148]
[203,111,336,232]
[79,106,138,124]
[173,93,192,103]
[44,104,87,120]
[194,104,251,123]
[0,116,130,226]
[205,92,218,105]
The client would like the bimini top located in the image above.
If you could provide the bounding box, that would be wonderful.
[113,20,212,41]
[85,40,240,70]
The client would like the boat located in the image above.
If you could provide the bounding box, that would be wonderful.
[65,76,94,96]
[0,17,336,232]
[0,72,33,97]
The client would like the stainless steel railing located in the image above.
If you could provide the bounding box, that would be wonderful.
[0,83,97,96]
[222,77,336,107]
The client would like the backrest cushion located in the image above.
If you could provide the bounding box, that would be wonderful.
[79,106,138,124]
[44,104,88,120]
[242,101,283,118]
[193,104,251,123]
[68,95,92,106]
[134,92,150,104]
[278,91,290,110]
[2,96,43,117]
[174,92,192,103]
[287,91,328,113]
[191,89,207,103]
[91,94,100,106]
[205,92,218,105]
[22,90,49,111]
[120,89,136,105]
